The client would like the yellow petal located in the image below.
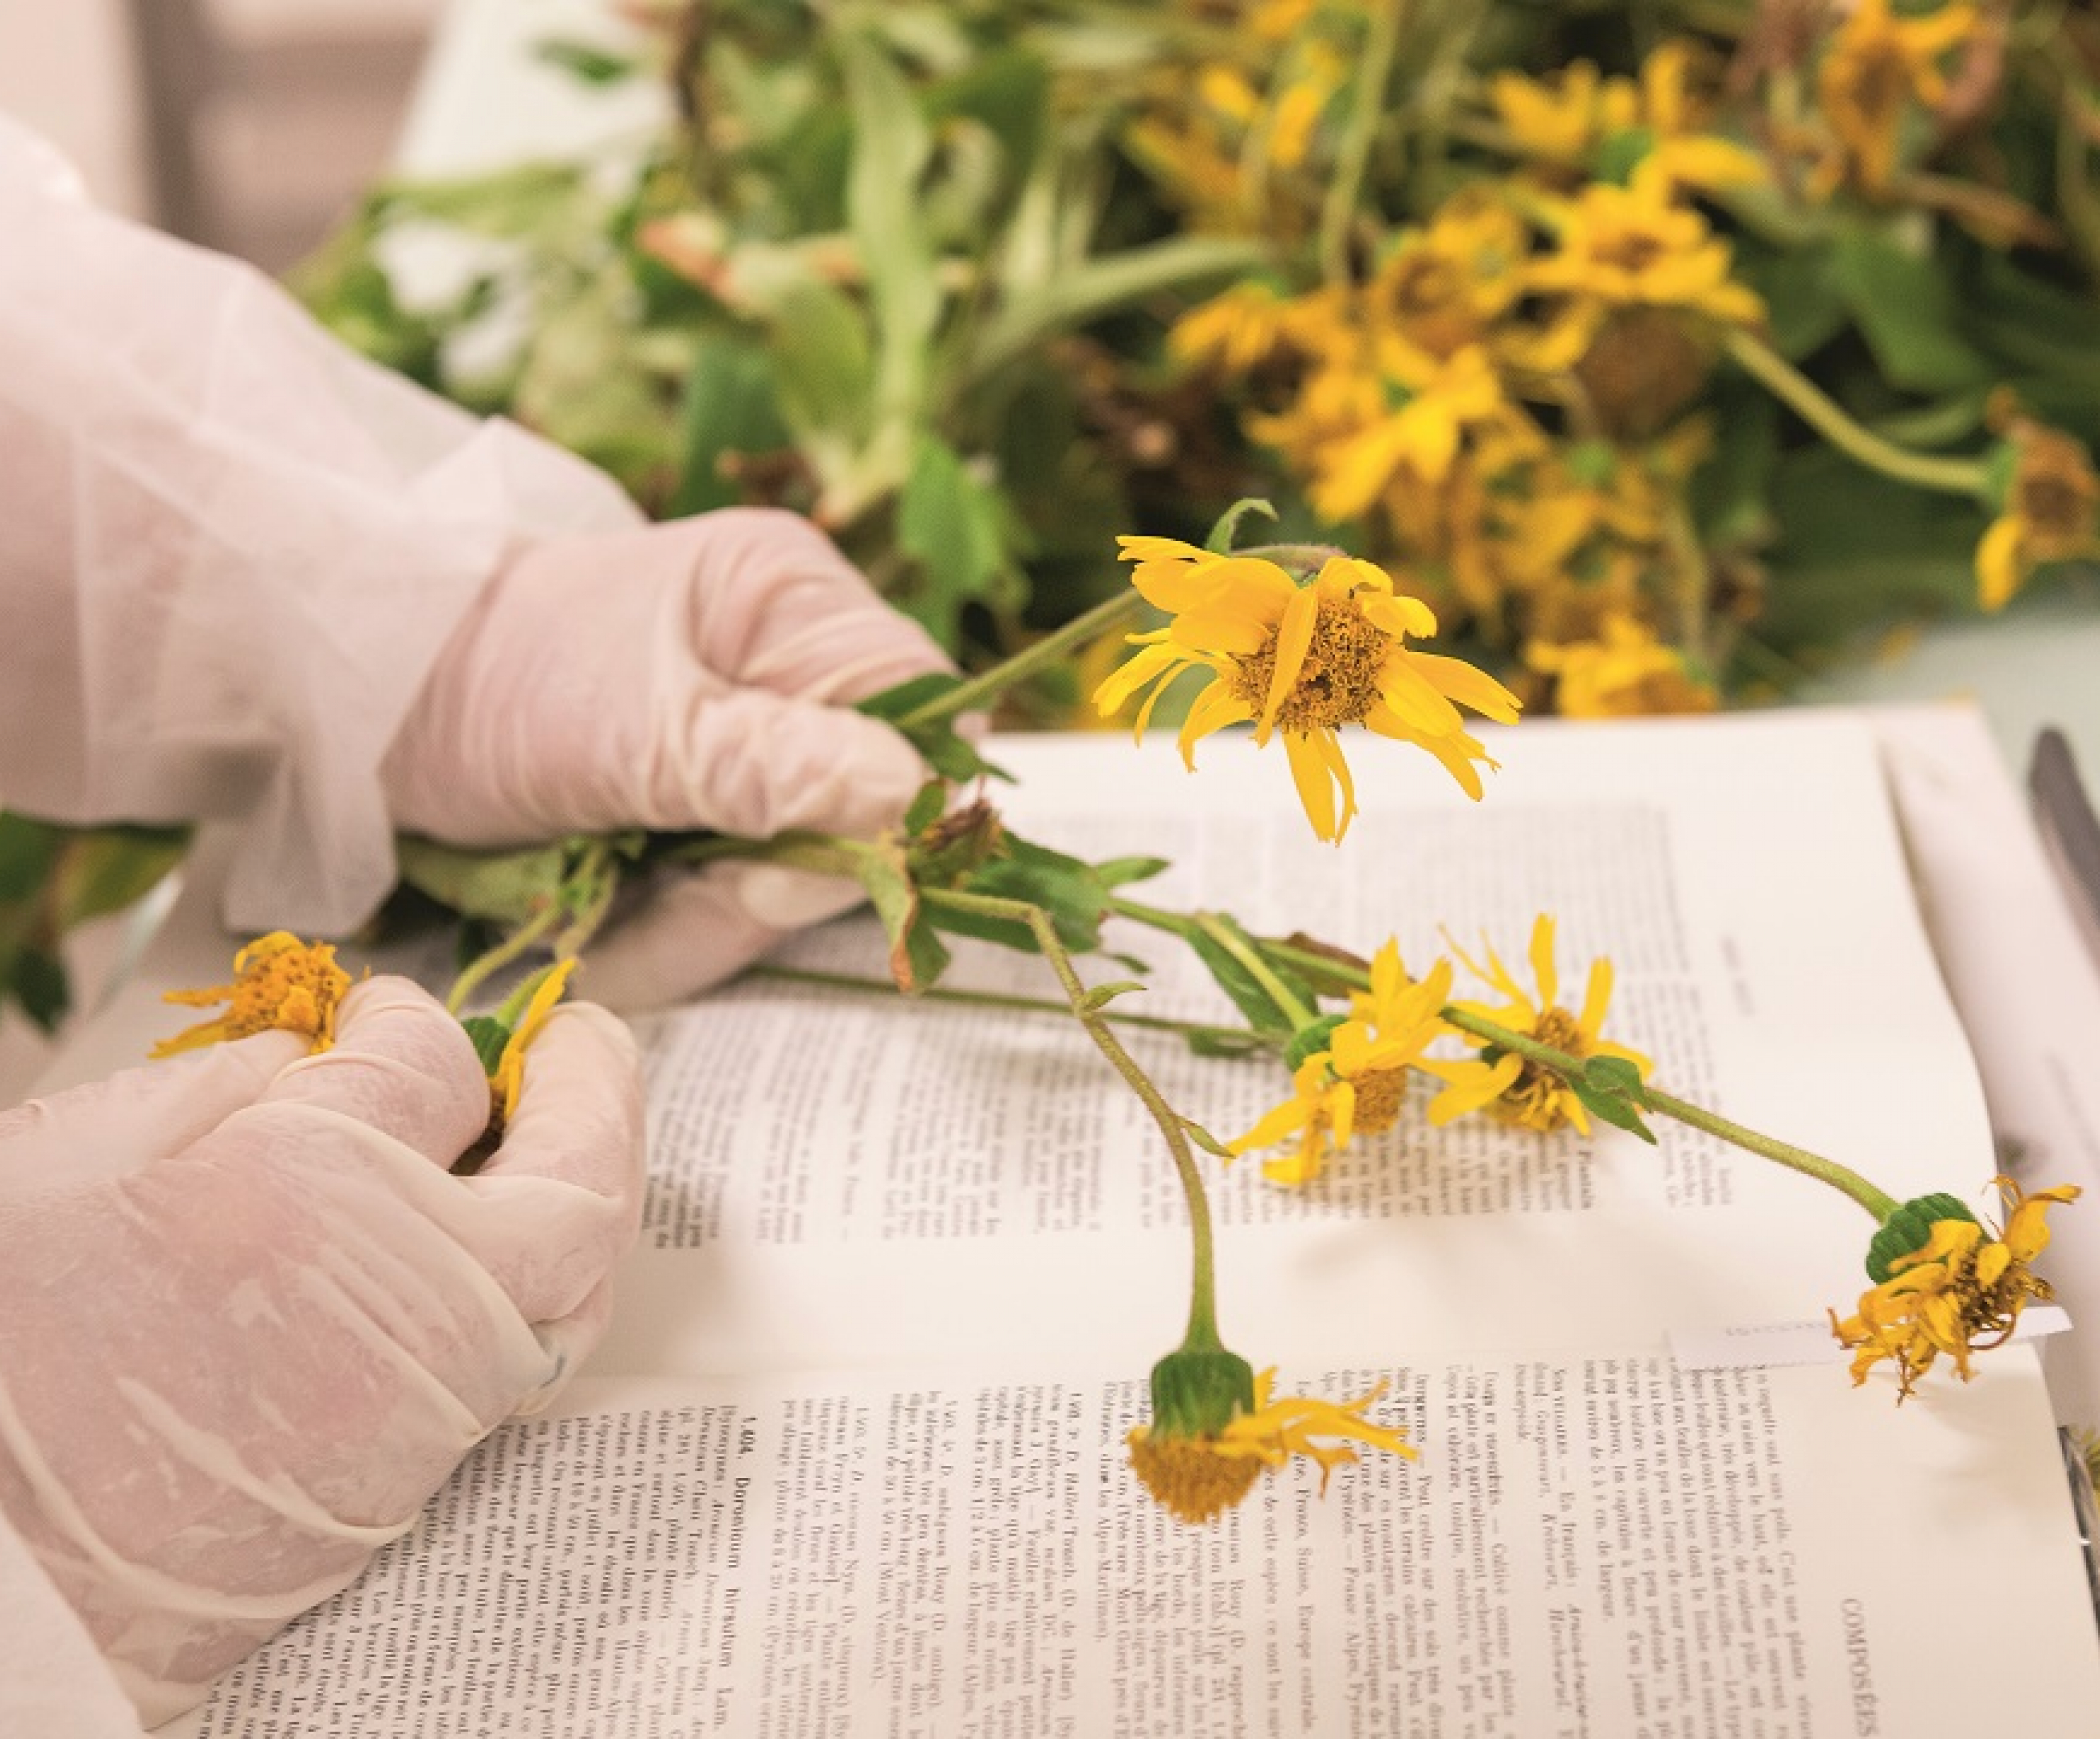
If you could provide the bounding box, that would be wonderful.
[1261,587,1320,742]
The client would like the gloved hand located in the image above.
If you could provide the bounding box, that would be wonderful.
[383,508,952,1007]
[0,977,645,1724]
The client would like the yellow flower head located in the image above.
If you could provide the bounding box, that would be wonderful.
[1129,1366,1416,1524]
[1231,945,1453,1185]
[1831,1177,2079,1400]
[1975,405,2100,613]
[1427,914,1649,1134]
[490,959,578,1125]
[152,931,352,1059]
[1525,614,1719,718]
[1491,60,1639,167]
[1525,183,1766,330]
[1094,538,1521,841]
[1814,0,1977,195]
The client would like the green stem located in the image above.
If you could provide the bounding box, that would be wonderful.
[1722,330,1988,499]
[1195,912,1321,1031]
[930,885,1227,1348]
[1444,1007,1898,1222]
[446,900,566,1015]
[1126,918,1906,1223]
[1320,0,1408,286]
[748,962,1275,1051]
[895,592,1144,732]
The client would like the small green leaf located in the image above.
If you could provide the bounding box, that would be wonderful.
[904,780,949,836]
[1078,979,1145,1013]
[461,1015,513,1076]
[0,813,62,904]
[8,945,69,1032]
[855,843,950,993]
[1186,1028,1268,1059]
[1582,1055,1650,1106]
[1092,855,1170,888]
[1571,1078,1658,1143]
[1204,496,1278,554]
[1180,1118,1235,1158]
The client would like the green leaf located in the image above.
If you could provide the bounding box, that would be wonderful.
[969,234,1269,381]
[1830,232,1992,394]
[667,332,790,517]
[904,780,950,836]
[1570,1078,1657,1144]
[395,837,570,925]
[461,1015,514,1076]
[52,828,188,931]
[1203,496,1278,554]
[1092,855,1170,888]
[0,813,61,904]
[764,278,876,447]
[1078,979,1145,1013]
[853,675,1014,784]
[841,34,940,429]
[1185,1028,1268,1059]
[8,944,69,1032]
[1180,1118,1236,1158]
[533,37,641,84]
[1689,381,1777,548]
[1738,244,1849,363]
[854,841,950,993]
[1186,916,1318,1037]
[1582,1055,1650,1106]
[941,837,1110,953]
[896,435,1009,645]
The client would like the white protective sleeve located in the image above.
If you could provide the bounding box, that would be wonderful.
[0,1511,142,1738]
[0,114,643,934]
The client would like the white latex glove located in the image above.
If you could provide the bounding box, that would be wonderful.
[0,979,645,1726]
[383,508,951,1007]
[0,112,642,937]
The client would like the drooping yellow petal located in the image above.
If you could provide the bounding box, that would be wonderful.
[1260,586,1321,742]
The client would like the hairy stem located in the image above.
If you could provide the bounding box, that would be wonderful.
[928,885,1227,1347]
[896,593,1144,732]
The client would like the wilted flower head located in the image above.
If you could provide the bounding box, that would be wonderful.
[1129,1350,1415,1524]
[1831,1177,2079,1401]
[152,931,352,1059]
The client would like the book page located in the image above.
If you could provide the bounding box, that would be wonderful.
[176,1352,2099,1738]
[597,713,2006,1384]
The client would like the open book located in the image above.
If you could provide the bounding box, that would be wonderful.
[162,711,2100,1735]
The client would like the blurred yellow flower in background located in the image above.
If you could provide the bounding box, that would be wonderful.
[1526,615,1718,717]
[1814,0,1978,195]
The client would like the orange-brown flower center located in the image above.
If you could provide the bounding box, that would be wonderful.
[1227,593,1391,732]
[1127,1429,1263,1524]
[1350,1066,1409,1136]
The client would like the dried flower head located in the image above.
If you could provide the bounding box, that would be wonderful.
[152,932,352,1059]
[1831,1177,2080,1400]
